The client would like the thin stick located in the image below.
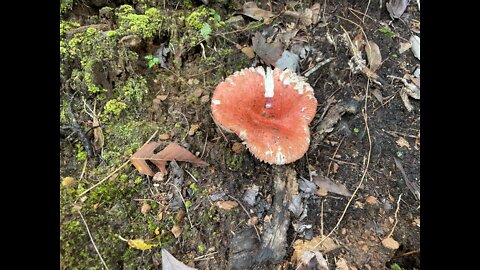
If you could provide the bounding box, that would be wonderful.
[78,130,159,197]
[327,157,358,166]
[327,136,345,176]
[168,183,194,229]
[348,8,375,22]
[194,251,220,261]
[184,169,199,183]
[79,158,88,182]
[363,0,371,23]
[313,80,372,249]
[210,112,228,142]
[320,199,324,237]
[387,193,403,238]
[227,194,261,241]
[201,132,208,159]
[78,210,109,270]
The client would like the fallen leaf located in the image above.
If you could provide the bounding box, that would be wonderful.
[215,200,238,210]
[130,142,209,176]
[157,94,168,101]
[158,133,170,140]
[399,41,412,54]
[365,196,378,205]
[316,187,328,196]
[332,163,339,174]
[128,239,158,251]
[141,203,151,215]
[313,176,352,196]
[252,32,284,66]
[241,2,274,21]
[283,10,313,26]
[371,88,383,103]
[335,258,349,270]
[410,35,420,60]
[396,137,410,149]
[232,142,245,153]
[247,216,259,226]
[292,236,339,262]
[162,248,197,270]
[381,237,400,250]
[192,89,203,98]
[200,95,210,104]
[241,46,255,59]
[386,0,410,19]
[311,3,321,25]
[188,124,200,136]
[155,227,160,235]
[365,41,382,72]
[298,251,329,270]
[92,117,104,152]
[153,171,165,181]
[171,224,183,238]
[353,32,365,52]
[62,177,76,188]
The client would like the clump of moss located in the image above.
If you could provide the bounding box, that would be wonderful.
[116,5,164,39]
[120,75,148,105]
[104,99,127,117]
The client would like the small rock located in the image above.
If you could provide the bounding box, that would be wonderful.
[241,47,255,59]
[119,34,142,49]
[382,237,400,249]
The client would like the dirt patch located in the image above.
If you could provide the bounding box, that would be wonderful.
[60,0,420,269]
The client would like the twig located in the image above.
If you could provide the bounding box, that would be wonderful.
[79,158,88,182]
[320,199,324,237]
[394,157,420,200]
[326,157,358,166]
[327,136,345,176]
[387,193,403,238]
[313,80,372,249]
[210,112,228,142]
[348,7,375,22]
[168,183,194,229]
[184,169,199,183]
[363,0,371,23]
[77,130,159,197]
[201,132,208,159]
[78,210,109,270]
[303,58,335,77]
[194,251,219,261]
[392,249,420,259]
[227,194,261,241]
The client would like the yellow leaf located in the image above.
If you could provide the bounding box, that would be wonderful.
[154,227,160,235]
[128,239,158,251]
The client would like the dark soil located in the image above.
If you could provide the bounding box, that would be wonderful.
[60,0,420,269]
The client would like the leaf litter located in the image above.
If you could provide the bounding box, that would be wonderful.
[313,175,352,197]
[386,0,410,19]
[241,2,274,21]
[162,248,197,270]
[130,142,209,176]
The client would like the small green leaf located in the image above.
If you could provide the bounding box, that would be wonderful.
[378,27,395,38]
[200,23,212,40]
[185,200,192,209]
[353,127,359,133]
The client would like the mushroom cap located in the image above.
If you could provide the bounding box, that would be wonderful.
[211,66,317,165]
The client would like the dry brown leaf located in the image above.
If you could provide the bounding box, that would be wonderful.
[153,171,165,181]
[232,142,245,153]
[313,176,352,196]
[365,196,378,205]
[399,41,412,54]
[400,90,414,112]
[192,89,203,98]
[158,133,170,140]
[162,248,198,270]
[386,0,409,19]
[381,237,400,250]
[92,117,104,152]
[396,137,410,149]
[141,203,151,215]
[316,187,328,196]
[371,88,383,103]
[299,251,328,270]
[332,163,339,174]
[171,224,183,238]
[215,200,238,210]
[130,142,209,176]
[335,258,349,270]
[241,47,255,59]
[353,32,365,52]
[365,41,382,72]
[252,32,284,66]
[292,236,339,262]
[157,94,168,101]
[242,2,274,21]
[188,124,201,136]
[311,3,321,25]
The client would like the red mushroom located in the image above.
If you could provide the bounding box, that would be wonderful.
[211,66,317,165]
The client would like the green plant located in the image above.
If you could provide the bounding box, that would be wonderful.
[145,54,160,68]
[104,99,127,116]
[378,27,395,38]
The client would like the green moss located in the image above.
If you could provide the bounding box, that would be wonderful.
[117,5,164,39]
[60,0,74,14]
[119,76,149,105]
[76,143,87,161]
[104,99,127,116]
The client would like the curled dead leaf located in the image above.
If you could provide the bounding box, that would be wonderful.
[365,41,382,72]
[128,238,158,250]
[162,248,198,270]
[130,142,209,176]
[242,2,274,21]
[171,224,183,238]
[252,32,284,66]
[215,200,238,210]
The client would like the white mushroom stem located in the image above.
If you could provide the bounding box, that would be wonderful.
[264,66,275,98]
